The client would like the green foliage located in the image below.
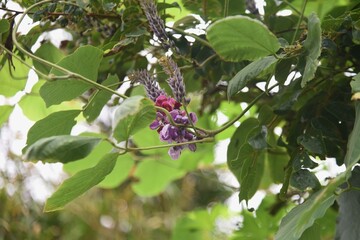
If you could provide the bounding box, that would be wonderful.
[1,0,360,238]
[112,96,156,142]
[40,46,103,106]
[301,13,322,87]
[207,16,280,61]
[25,135,102,163]
[45,153,118,212]
[227,56,278,98]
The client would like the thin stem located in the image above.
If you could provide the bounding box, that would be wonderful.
[281,0,302,16]
[208,84,279,136]
[12,0,128,99]
[182,102,199,136]
[291,0,308,45]
[224,0,229,17]
[169,26,212,49]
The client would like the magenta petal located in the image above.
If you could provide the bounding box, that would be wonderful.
[168,147,181,159]
[150,120,160,130]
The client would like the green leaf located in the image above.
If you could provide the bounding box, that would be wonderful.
[290,169,321,191]
[98,155,134,189]
[292,151,318,171]
[238,144,265,202]
[0,19,10,34]
[25,135,101,163]
[299,223,321,240]
[83,75,119,122]
[336,166,360,240]
[25,110,81,148]
[63,139,113,174]
[297,134,325,156]
[258,105,275,125]
[207,16,280,62]
[275,173,344,240]
[132,160,185,197]
[344,102,360,170]
[301,13,321,87]
[44,153,118,212]
[227,56,278,98]
[112,96,156,142]
[34,42,64,74]
[350,73,360,93]
[248,126,268,150]
[0,57,29,97]
[40,46,103,106]
[0,105,13,128]
[275,58,294,85]
[227,118,259,162]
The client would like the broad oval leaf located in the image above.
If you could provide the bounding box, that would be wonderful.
[40,46,103,107]
[44,153,118,212]
[0,19,10,34]
[34,42,64,75]
[301,13,321,87]
[227,56,278,98]
[25,110,81,149]
[25,135,102,163]
[112,96,156,142]
[207,16,280,62]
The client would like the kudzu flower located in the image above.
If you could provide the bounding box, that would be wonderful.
[139,0,175,51]
[159,56,187,103]
[128,70,165,101]
[149,94,198,159]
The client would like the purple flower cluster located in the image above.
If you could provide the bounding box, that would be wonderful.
[150,95,198,159]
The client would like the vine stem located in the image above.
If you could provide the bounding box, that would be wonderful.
[208,83,279,136]
[11,0,128,99]
[291,0,308,45]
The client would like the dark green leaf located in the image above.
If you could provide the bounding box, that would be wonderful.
[344,102,360,170]
[0,105,13,128]
[301,13,321,87]
[132,160,185,197]
[336,166,360,240]
[275,58,294,85]
[290,169,321,191]
[248,125,268,150]
[44,153,118,212]
[112,96,156,142]
[34,42,64,74]
[207,16,280,62]
[40,46,103,106]
[299,223,321,240]
[258,105,275,125]
[25,135,101,163]
[227,56,278,98]
[292,151,318,171]
[297,134,325,155]
[275,171,345,240]
[25,110,81,148]
[83,75,118,122]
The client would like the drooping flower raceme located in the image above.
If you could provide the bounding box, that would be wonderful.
[139,0,176,51]
[150,95,198,159]
[129,69,198,159]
